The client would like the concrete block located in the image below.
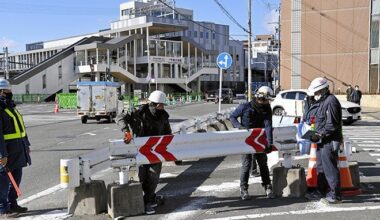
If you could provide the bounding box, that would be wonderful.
[349,161,360,188]
[107,182,145,219]
[128,166,139,182]
[223,119,234,130]
[68,180,107,215]
[273,167,307,198]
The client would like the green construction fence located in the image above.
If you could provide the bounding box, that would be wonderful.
[57,93,77,109]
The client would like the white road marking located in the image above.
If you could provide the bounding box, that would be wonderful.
[160,198,208,220]
[369,153,380,157]
[377,158,380,162]
[357,144,380,147]
[205,205,380,220]
[18,209,69,220]
[349,137,380,140]
[18,184,63,206]
[363,148,380,152]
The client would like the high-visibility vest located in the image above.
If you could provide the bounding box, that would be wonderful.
[3,108,26,140]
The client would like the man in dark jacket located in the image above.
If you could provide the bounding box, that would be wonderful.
[230,86,275,200]
[117,90,171,215]
[346,85,353,102]
[350,85,362,105]
[307,77,343,204]
[0,79,31,218]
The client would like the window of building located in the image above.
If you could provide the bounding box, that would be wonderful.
[42,74,46,89]
[212,32,216,39]
[254,43,260,47]
[206,32,209,39]
[188,31,191,37]
[194,31,197,38]
[58,65,62,80]
[371,19,379,48]
[236,54,239,61]
[200,31,204,38]
[25,84,29,94]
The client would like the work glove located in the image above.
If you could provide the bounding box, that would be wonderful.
[0,157,7,166]
[310,133,322,143]
[264,144,274,154]
[124,131,133,144]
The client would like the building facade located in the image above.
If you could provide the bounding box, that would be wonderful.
[281,0,373,93]
[0,0,245,96]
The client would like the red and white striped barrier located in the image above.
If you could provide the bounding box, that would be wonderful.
[110,126,297,167]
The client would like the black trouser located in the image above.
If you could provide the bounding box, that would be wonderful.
[139,163,162,205]
[251,154,257,171]
[240,153,271,190]
[317,142,341,197]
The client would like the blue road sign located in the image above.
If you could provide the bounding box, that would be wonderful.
[216,52,233,69]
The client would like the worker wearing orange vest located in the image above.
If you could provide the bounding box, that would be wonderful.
[0,79,31,218]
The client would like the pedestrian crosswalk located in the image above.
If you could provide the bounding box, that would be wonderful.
[343,117,380,162]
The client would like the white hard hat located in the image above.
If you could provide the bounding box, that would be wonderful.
[308,77,329,95]
[0,78,11,90]
[255,86,274,99]
[148,90,166,104]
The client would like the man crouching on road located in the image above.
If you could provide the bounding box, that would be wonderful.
[230,86,275,200]
[0,79,31,218]
[117,90,172,215]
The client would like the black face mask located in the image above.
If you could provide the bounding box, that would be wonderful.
[2,92,13,101]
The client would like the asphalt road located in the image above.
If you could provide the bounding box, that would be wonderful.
[10,103,380,220]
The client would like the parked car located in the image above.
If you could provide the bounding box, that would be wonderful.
[206,90,218,102]
[270,89,361,125]
[215,88,234,104]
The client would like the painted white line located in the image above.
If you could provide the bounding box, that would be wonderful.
[349,137,380,140]
[206,205,380,220]
[363,148,380,152]
[18,209,69,220]
[160,173,178,178]
[159,198,208,220]
[377,158,380,162]
[353,140,379,143]
[369,153,380,157]
[18,184,63,205]
[357,144,380,147]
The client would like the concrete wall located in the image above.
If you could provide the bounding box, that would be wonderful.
[336,94,380,108]
[281,0,371,92]
[11,54,78,94]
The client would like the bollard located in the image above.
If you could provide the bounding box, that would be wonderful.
[60,159,80,189]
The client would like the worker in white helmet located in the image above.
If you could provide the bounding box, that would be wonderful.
[117,90,171,215]
[306,77,343,204]
[230,86,276,200]
[0,79,31,218]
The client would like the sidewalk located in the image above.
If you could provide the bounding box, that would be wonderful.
[361,106,380,120]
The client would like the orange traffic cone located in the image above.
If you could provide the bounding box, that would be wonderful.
[306,142,318,187]
[54,103,59,113]
[339,150,362,196]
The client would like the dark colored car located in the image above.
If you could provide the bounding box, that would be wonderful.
[215,88,233,104]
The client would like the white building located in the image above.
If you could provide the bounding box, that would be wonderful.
[0,0,246,97]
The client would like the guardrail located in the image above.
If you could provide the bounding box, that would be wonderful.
[60,107,237,188]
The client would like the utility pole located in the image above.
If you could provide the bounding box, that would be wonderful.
[247,0,252,101]
[3,47,9,79]
[277,3,281,91]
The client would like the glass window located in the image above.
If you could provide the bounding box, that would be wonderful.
[285,92,297,99]
[206,32,209,39]
[212,32,216,39]
[200,31,204,38]
[297,92,306,100]
[371,20,379,48]
[42,74,46,89]
[58,65,62,80]
[188,31,191,37]
[194,31,197,38]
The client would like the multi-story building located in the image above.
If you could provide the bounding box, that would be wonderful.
[280,0,375,93]
[0,0,245,96]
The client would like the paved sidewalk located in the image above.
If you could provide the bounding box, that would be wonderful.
[361,106,380,120]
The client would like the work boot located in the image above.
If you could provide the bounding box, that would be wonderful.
[0,211,19,219]
[305,191,322,200]
[265,185,275,199]
[145,204,155,215]
[10,204,28,213]
[320,192,342,204]
[251,169,260,177]
[240,188,250,200]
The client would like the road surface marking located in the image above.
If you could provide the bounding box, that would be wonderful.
[205,205,380,220]
[369,153,380,157]
[18,184,63,206]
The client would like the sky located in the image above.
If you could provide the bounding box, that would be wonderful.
[0,0,280,52]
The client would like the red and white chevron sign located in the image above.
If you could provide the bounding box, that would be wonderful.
[110,127,295,166]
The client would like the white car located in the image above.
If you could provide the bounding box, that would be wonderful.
[270,89,361,125]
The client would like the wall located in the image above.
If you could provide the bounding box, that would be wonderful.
[336,94,380,108]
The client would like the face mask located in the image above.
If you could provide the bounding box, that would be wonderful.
[149,105,156,115]
[314,94,321,101]
[2,92,13,101]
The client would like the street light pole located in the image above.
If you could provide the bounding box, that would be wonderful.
[247,0,252,102]
[185,75,188,101]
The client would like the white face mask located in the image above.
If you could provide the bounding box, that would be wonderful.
[314,94,322,101]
